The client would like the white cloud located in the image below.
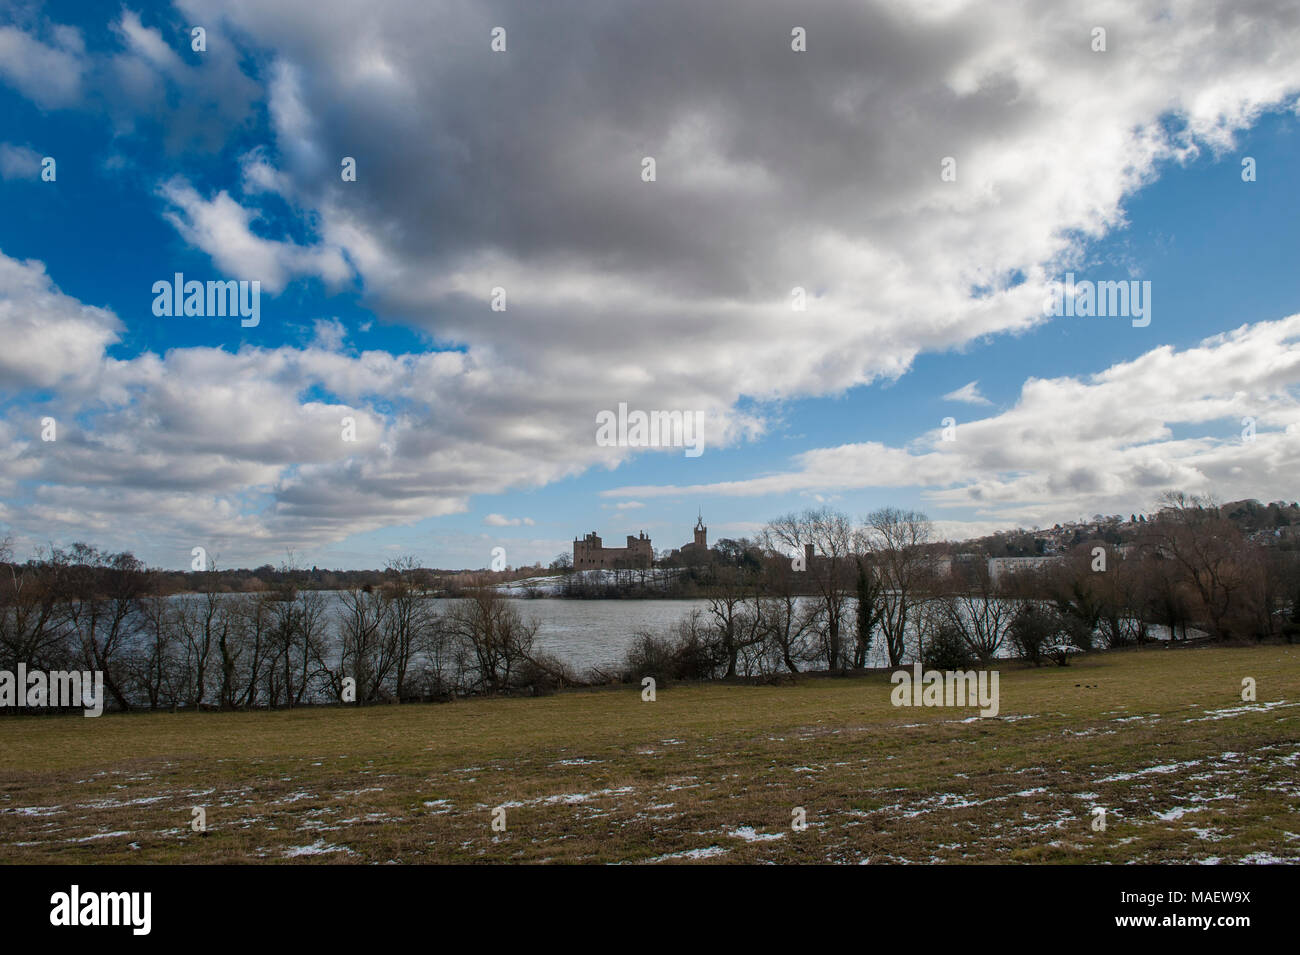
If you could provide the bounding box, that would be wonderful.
[0,25,85,108]
[311,318,347,351]
[132,0,1300,430]
[157,178,354,294]
[0,250,625,562]
[112,11,186,76]
[943,380,992,406]
[0,254,121,393]
[483,514,536,527]
[931,519,1030,542]
[603,314,1300,527]
[0,143,42,180]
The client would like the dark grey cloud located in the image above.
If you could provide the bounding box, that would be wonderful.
[4,0,1300,563]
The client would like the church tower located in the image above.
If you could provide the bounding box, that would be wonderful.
[693,510,707,550]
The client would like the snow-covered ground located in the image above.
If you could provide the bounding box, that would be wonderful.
[497,567,684,596]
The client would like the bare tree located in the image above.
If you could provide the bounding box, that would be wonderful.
[264,584,329,708]
[766,508,855,670]
[336,586,393,703]
[1247,548,1300,641]
[944,558,1011,663]
[756,550,817,673]
[1088,545,1146,648]
[134,593,181,709]
[224,592,273,708]
[444,580,539,692]
[174,577,235,708]
[704,566,765,677]
[56,544,147,711]
[863,508,934,666]
[1146,492,1246,639]
[382,556,437,701]
[0,541,69,674]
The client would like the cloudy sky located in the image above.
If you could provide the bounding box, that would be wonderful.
[3,0,1300,570]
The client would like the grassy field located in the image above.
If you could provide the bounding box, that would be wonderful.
[1,645,1297,864]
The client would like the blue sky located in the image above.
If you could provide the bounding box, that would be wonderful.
[3,1,1300,569]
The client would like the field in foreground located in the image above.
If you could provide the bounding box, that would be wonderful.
[1,646,1297,864]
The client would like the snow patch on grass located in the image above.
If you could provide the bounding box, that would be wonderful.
[283,839,354,858]
[271,791,316,805]
[1154,806,1203,822]
[1096,760,1200,783]
[499,786,635,809]
[729,826,785,842]
[641,845,728,863]
[1185,700,1297,722]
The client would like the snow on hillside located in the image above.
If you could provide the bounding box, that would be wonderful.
[497,568,683,596]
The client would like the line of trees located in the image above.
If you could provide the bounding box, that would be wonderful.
[5,491,1297,709]
[614,494,1300,682]
[0,543,573,714]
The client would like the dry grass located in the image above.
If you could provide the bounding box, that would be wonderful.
[1,644,1297,864]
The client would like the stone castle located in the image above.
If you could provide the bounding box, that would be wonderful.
[679,513,708,559]
[573,529,653,569]
[573,514,708,569]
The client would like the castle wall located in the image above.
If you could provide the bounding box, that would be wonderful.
[573,531,653,569]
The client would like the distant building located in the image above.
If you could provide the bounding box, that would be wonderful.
[988,555,1059,584]
[573,530,653,569]
[679,514,708,557]
[926,556,953,577]
[662,513,711,563]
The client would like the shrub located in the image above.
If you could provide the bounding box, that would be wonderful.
[1008,603,1064,665]
[620,611,726,685]
[623,631,680,685]
[511,651,580,696]
[922,619,974,670]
